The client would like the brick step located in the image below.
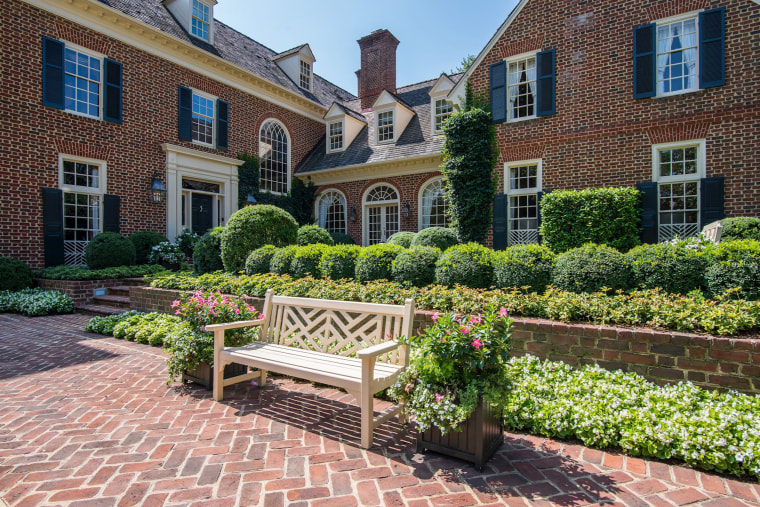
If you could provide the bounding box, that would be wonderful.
[107,286,132,297]
[91,295,131,309]
[77,305,129,317]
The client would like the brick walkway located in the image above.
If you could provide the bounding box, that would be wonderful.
[1,314,759,507]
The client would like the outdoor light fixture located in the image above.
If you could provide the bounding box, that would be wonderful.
[246,193,257,206]
[350,207,357,222]
[150,173,167,204]
[401,203,410,219]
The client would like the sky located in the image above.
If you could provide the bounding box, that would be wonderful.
[214,0,519,95]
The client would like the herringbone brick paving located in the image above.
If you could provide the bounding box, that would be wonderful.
[1,313,759,506]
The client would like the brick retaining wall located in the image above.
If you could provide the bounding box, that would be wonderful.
[34,278,129,306]
[130,286,760,394]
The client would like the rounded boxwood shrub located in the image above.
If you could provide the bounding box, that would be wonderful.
[435,243,495,289]
[626,241,707,294]
[221,205,298,273]
[320,245,362,280]
[720,217,760,242]
[129,231,168,265]
[330,232,355,245]
[192,227,225,274]
[291,244,328,278]
[355,244,406,282]
[85,232,136,269]
[297,225,335,246]
[553,243,631,293]
[493,244,556,293]
[0,257,32,291]
[386,231,416,248]
[245,245,278,275]
[703,239,760,300]
[412,227,459,251]
[269,246,298,276]
[392,246,441,287]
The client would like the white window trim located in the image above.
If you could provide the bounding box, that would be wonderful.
[258,119,292,196]
[505,50,539,123]
[58,154,107,194]
[651,139,706,182]
[327,119,344,153]
[299,60,312,92]
[431,97,453,136]
[417,176,448,230]
[191,89,217,149]
[504,159,543,194]
[315,189,348,234]
[375,107,396,145]
[190,0,213,43]
[653,12,701,98]
[62,42,104,121]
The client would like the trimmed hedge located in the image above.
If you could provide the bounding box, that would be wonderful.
[493,244,555,293]
[129,231,168,265]
[392,246,442,287]
[721,217,760,242]
[0,257,32,291]
[193,227,225,275]
[291,244,327,278]
[626,240,707,295]
[221,205,298,273]
[703,240,760,300]
[34,264,165,280]
[411,227,458,251]
[85,232,136,269]
[297,225,335,246]
[320,245,362,280]
[355,244,406,282]
[553,243,631,293]
[386,231,416,248]
[269,246,298,276]
[330,232,356,245]
[245,246,278,275]
[435,242,494,289]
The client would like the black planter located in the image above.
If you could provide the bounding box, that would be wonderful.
[182,362,248,390]
[417,400,504,471]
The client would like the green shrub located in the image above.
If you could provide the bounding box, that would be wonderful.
[175,229,201,258]
[412,227,459,251]
[703,240,760,300]
[320,245,362,280]
[355,244,406,282]
[435,243,494,288]
[0,257,32,291]
[85,311,143,335]
[392,246,441,287]
[330,232,355,245]
[34,264,165,280]
[540,187,641,253]
[553,243,631,293]
[245,245,278,275]
[85,232,136,269]
[297,225,335,246]
[626,240,707,294]
[493,244,556,293]
[0,289,74,316]
[129,231,168,265]
[221,205,299,273]
[269,246,298,276]
[291,244,327,278]
[192,227,225,274]
[386,231,416,248]
[720,217,760,242]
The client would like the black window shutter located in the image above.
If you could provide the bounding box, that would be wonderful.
[103,194,121,233]
[700,176,725,227]
[493,193,508,250]
[536,49,556,117]
[699,8,726,89]
[42,188,65,267]
[178,86,193,142]
[216,99,229,150]
[489,61,507,124]
[633,24,656,99]
[637,182,659,243]
[103,58,123,124]
[42,37,65,109]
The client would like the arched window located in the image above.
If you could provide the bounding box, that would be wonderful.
[316,190,347,234]
[419,178,449,229]
[363,184,399,245]
[259,120,289,194]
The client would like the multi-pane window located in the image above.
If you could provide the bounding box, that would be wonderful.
[300,60,311,90]
[192,92,215,145]
[657,17,698,95]
[507,56,536,120]
[377,110,394,142]
[64,47,101,118]
[329,121,343,151]
[317,191,347,234]
[365,185,399,245]
[656,144,701,241]
[259,120,289,194]
[434,99,453,132]
[60,159,104,266]
[191,0,210,41]
[420,179,449,229]
[506,162,541,245]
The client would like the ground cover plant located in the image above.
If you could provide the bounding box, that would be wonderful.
[85,311,144,335]
[0,289,74,316]
[112,312,186,347]
[35,264,165,280]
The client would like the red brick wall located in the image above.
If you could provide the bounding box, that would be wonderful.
[356,30,400,110]
[0,1,324,268]
[34,278,128,306]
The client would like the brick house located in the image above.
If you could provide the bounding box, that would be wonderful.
[450,0,759,248]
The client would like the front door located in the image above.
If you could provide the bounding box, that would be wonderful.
[367,205,399,245]
[191,194,213,236]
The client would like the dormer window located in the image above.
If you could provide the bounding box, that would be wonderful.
[434,99,453,133]
[328,121,343,151]
[377,110,394,143]
[191,0,211,41]
[300,60,312,90]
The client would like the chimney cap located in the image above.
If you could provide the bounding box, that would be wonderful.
[357,29,399,47]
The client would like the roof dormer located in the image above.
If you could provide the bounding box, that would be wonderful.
[372,90,415,145]
[324,103,366,153]
[429,73,456,135]
[165,0,217,44]
[273,44,316,93]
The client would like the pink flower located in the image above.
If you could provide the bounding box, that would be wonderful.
[171,300,180,308]
[435,393,444,403]
[471,338,482,349]
[250,380,258,386]
[404,384,411,393]
[470,314,482,325]
[498,307,508,318]
[234,308,241,315]
[431,312,440,322]
[175,309,181,315]
[460,326,471,334]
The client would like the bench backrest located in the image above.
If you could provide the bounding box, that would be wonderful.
[258,290,414,365]
[701,220,723,243]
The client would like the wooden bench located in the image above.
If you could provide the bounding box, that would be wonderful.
[206,289,415,448]
[701,220,723,243]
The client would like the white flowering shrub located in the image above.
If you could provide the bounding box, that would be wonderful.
[0,289,74,316]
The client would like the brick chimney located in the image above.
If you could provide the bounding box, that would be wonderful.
[356,29,400,110]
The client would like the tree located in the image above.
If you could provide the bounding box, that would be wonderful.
[452,54,476,74]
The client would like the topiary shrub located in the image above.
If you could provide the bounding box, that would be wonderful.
[412,227,459,251]
[297,225,335,246]
[386,232,417,248]
[720,217,760,242]
[626,241,707,294]
[269,246,298,276]
[435,243,495,289]
[553,243,631,293]
[355,244,406,282]
[192,227,225,274]
[129,231,168,265]
[291,244,328,278]
[493,244,556,293]
[221,205,298,273]
[245,245,278,276]
[703,239,760,300]
[330,232,355,245]
[392,246,442,287]
[320,245,362,280]
[85,232,136,269]
[0,257,32,291]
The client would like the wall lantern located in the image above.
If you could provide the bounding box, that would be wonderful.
[150,173,167,204]
[350,207,357,222]
[246,193,257,206]
[401,203,410,219]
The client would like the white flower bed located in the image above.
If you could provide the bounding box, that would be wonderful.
[0,288,74,316]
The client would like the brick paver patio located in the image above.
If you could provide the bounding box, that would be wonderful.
[1,313,759,506]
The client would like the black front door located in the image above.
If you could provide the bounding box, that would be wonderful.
[191,194,213,236]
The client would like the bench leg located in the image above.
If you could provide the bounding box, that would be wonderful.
[213,360,227,401]
[360,388,374,449]
[259,369,267,386]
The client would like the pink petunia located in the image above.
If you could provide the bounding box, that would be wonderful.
[498,307,508,318]
[171,300,180,308]
[471,338,482,349]
[435,393,444,403]
[470,314,482,325]
[234,308,241,315]
[431,312,440,322]
[460,326,471,334]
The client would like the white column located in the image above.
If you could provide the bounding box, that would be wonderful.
[165,152,180,241]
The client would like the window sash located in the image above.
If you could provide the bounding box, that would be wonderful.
[434,99,453,132]
[63,47,101,118]
[421,180,449,228]
[318,192,346,234]
[260,121,289,194]
[191,0,210,40]
[377,111,394,142]
[191,93,215,145]
[300,61,311,89]
[508,165,539,193]
[507,56,536,121]
[328,122,343,150]
[658,180,700,241]
[656,17,698,95]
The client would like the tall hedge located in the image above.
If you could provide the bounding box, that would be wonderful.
[721,217,760,242]
[540,187,641,253]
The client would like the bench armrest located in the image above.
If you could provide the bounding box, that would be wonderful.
[357,340,401,359]
[205,319,265,333]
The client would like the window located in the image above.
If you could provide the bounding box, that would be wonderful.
[377,110,394,143]
[191,91,215,146]
[505,160,542,245]
[191,0,211,41]
[434,99,453,133]
[657,16,698,95]
[653,141,704,241]
[507,55,536,121]
[259,120,289,194]
[59,157,106,266]
[328,121,343,151]
[64,46,101,118]
[300,60,311,90]
[364,185,399,245]
[317,191,347,234]
[419,178,449,229]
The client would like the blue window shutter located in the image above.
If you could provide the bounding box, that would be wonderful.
[700,177,724,227]
[699,8,726,89]
[42,37,65,109]
[103,194,121,233]
[536,49,556,116]
[637,182,658,243]
[42,188,64,267]
[103,58,123,124]
[492,194,508,250]
[489,61,507,124]
[216,99,229,151]
[178,86,193,142]
[633,24,656,99]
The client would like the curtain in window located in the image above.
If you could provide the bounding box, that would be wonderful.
[657,21,697,94]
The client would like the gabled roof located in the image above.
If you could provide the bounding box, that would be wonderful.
[429,73,456,96]
[372,89,415,113]
[273,44,315,62]
[324,102,367,123]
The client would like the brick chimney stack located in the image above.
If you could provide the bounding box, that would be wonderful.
[356,29,400,110]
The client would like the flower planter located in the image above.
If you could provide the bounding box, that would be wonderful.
[416,400,504,471]
[182,361,248,390]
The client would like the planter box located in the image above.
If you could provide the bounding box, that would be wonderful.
[417,400,504,471]
[182,362,248,390]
